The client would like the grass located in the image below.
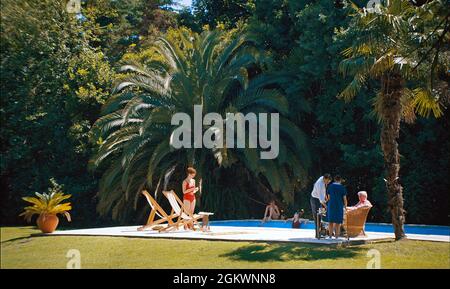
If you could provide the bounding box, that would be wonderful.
[1,226,449,269]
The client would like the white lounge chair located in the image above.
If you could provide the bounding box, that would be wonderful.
[137,190,178,231]
[161,190,204,231]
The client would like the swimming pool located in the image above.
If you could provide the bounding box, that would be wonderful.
[210,220,450,236]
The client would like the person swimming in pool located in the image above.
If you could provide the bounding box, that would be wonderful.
[262,200,281,223]
[284,209,307,228]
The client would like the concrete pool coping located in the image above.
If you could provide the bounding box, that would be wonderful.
[211,219,450,228]
[45,225,449,244]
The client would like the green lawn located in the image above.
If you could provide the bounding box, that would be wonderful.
[1,227,449,269]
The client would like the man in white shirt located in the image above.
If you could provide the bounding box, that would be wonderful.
[310,174,332,238]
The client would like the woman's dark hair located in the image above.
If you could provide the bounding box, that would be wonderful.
[334,175,342,182]
[323,173,331,180]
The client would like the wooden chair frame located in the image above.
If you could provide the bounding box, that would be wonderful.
[159,190,203,232]
[138,190,179,230]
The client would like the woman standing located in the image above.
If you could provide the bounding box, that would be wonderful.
[326,175,347,239]
[182,167,199,217]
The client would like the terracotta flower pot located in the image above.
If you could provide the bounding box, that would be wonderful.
[37,214,59,233]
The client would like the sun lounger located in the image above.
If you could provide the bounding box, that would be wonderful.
[137,190,178,231]
[160,190,206,232]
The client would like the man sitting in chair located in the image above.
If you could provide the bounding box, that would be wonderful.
[343,191,372,238]
[346,191,372,211]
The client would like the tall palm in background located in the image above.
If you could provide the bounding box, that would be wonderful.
[339,0,448,239]
[90,30,310,220]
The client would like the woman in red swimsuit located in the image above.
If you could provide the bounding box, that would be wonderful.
[182,167,199,220]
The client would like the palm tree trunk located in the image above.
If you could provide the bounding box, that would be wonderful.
[380,73,406,240]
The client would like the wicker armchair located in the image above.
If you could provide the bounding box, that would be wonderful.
[343,206,371,238]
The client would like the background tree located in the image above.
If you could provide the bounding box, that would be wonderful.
[192,0,256,28]
[90,29,310,221]
[338,0,447,239]
[246,0,386,219]
[0,0,108,225]
[1,0,448,226]
[80,0,178,61]
[0,0,178,226]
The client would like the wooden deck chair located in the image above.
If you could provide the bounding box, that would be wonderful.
[137,190,178,231]
[160,190,203,232]
[343,206,371,238]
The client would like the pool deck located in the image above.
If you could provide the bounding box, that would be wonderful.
[46,225,449,244]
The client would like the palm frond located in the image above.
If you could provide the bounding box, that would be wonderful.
[411,87,443,118]
[91,29,311,221]
[339,73,367,102]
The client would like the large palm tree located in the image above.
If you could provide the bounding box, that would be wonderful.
[339,0,447,239]
[90,29,310,220]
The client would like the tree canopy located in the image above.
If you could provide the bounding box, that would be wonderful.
[1,0,448,226]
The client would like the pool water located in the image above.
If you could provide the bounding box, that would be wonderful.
[210,220,450,236]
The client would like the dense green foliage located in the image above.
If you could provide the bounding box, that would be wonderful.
[0,0,177,225]
[90,29,310,220]
[1,0,448,226]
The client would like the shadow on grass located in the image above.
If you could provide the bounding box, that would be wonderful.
[0,227,52,245]
[220,243,364,262]
[1,235,35,245]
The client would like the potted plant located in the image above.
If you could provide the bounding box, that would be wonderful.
[20,178,72,233]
